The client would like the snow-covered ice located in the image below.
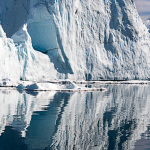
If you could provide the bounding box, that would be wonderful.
[0,79,106,92]
[145,19,150,31]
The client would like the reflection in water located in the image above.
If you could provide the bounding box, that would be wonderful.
[0,85,149,150]
[0,89,56,137]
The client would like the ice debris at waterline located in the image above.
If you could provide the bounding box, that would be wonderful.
[0,79,106,92]
[0,0,150,81]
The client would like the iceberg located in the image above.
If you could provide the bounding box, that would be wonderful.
[0,0,150,81]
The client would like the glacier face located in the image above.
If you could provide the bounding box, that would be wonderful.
[0,0,150,81]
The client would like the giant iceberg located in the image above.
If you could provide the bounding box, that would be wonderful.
[0,0,150,81]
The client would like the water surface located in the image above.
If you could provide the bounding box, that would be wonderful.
[0,84,150,150]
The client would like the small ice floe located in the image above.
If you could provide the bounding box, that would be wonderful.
[75,80,150,85]
[16,81,35,89]
[57,81,107,92]
[0,79,106,92]
[62,81,80,89]
[16,84,26,90]
[17,82,58,91]
[16,80,107,92]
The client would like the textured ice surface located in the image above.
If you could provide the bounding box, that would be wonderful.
[0,0,150,81]
[145,19,150,31]
[0,24,58,81]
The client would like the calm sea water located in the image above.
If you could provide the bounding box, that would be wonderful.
[0,84,150,150]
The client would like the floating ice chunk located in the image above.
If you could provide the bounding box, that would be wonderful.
[25,83,41,90]
[14,80,107,92]
[58,81,107,92]
[25,83,58,91]
[16,84,26,90]
[62,81,80,89]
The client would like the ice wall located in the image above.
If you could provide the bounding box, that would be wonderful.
[0,25,20,80]
[0,0,150,81]
[0,24,59,80]
[52,0,150,80]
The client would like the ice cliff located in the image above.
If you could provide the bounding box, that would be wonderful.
[0,0,150,81]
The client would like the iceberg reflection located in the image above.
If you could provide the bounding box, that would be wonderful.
[0,85,149,150]
[0,89,56,137]
[51,85,150,150]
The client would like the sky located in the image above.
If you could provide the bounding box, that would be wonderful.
[134,0,150,20]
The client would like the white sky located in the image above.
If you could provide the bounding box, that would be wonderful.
[134,0,150,20]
